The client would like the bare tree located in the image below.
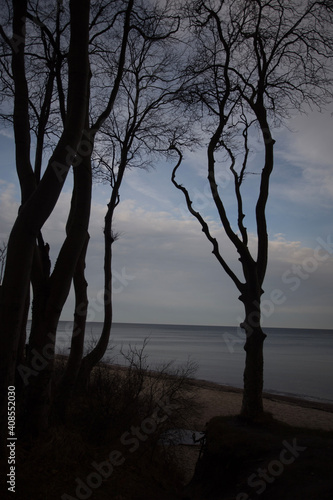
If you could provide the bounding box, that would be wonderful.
[77,7,183,389]
[171,0,333,419]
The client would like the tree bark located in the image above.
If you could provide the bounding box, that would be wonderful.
[239,297,267,419]
[238,256,267,419]
[241,327,266,418]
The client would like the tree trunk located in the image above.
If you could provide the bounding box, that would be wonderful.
[24,143,92,433]
[240,298,266,419]
[77,149,127,389]
[77,219,113,389]
[241,327,266,418]
[54,235,89,420]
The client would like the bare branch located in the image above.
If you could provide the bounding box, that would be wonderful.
[170,144,244,292]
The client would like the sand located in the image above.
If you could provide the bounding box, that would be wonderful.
[107,362,333,431]
[186,379,333,431]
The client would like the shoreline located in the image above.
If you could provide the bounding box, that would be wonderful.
[108,362,333,431]
[108,361,333,414]
[186,375,333,414]
[56,356,333,430]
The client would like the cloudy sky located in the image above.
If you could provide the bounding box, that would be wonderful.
[0,107,332,330]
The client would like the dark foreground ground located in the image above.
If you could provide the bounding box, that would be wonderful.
[1,413,333,499]
[1,364,333,499]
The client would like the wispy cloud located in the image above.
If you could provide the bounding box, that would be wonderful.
[0,128,14,140]
[274,109,333,205]
[0,180,19,240]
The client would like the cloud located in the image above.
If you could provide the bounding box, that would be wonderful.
[84,200,333,328]
[273,109,333,205]
[290,110,333,167]
[0,175,332,329]
[123,167,174,208]
[0,180,19,240]
[260,234,333,328]
[0,128,14,140]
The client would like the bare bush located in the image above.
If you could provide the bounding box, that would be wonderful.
[68,339,201,444]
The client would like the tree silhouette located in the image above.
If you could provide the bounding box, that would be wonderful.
[171,0,333,419]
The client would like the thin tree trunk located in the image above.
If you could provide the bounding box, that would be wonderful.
[54,235,89,420]
[77,212,113,389]
[238,105,273,420]
[77,148,127,388]
[75,0,135,389]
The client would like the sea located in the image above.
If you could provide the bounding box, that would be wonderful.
[53,322,333,405]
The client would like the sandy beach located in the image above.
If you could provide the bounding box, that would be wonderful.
[108,362,333,431]
[186,378,333,431]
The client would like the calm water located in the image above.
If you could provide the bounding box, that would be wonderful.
[55,322,333,404]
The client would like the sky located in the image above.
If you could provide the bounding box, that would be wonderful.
[0,107,332,330]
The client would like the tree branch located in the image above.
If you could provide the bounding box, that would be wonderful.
[170,144,244,292]
[91,0,134,133]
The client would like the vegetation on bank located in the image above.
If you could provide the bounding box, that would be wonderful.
[1,351,333,500]
[1,352,200,499]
